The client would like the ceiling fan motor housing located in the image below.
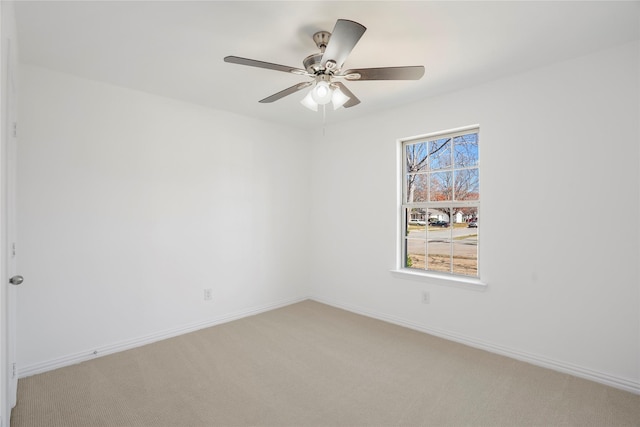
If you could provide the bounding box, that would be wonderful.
[312,31,331,51]
[305,31,338,75]
[303,53,324,74]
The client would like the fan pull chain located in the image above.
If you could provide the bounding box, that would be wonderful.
[322,104,326,137]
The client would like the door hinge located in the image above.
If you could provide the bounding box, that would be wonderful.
[11,243,16,258]
[12,122,17,138]
[12,363,16,379]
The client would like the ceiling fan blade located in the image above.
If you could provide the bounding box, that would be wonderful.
[321,19,366,69]
[259,82,313,103]
[224,56,308,76]
[333,82,361,108]
[339,66,425,81]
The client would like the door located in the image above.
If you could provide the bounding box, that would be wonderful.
[0,9,20,422]
[5,36,18,409]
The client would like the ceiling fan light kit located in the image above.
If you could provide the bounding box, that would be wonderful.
[224,19,425,114]
[310,80,332,104]
[330,86,350,109]
[300,81,350,111]
[300,90,318,111]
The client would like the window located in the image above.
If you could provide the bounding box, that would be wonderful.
[400,126,479,278]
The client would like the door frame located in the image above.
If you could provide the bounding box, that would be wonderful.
[6,34,18,410]
[1,2,20,425]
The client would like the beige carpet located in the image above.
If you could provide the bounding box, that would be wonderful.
[11,300,640,426]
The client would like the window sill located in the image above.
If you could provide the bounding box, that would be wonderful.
[390,269,487,291]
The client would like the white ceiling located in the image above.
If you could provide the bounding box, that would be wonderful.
[14,1,640,130]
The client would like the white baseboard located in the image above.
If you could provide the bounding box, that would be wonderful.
[310,296,640,395]
[18,296,308,378]
[20,295,640,396]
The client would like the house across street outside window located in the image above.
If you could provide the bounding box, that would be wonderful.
[400,126,479,277]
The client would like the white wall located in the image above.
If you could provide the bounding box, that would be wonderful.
[309,41,640,392]
[17,66,310,372]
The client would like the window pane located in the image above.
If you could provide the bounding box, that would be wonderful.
[406,238,426,269]
[454,168,479,201]
[406,142,429,173]
[428,138,452,170]
[455,206,478,225]
[407,174,428,202]
[430,171,453,201]
[427,207,450,226]
[454,133,479,168]
[427,219,451,273]
[453,209,478,276]
[407,208,427,237]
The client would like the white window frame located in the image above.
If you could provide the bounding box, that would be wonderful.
[392,125,486,289]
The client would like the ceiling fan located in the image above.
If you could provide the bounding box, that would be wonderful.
[224,19,425,111]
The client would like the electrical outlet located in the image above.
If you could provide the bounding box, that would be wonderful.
[204,288,213,301]
[421,291,430,304]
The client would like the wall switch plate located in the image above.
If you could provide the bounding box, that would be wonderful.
[421,291,430,304]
